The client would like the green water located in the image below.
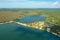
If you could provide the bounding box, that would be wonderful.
[0,16,60,40]
[0,22,60,40]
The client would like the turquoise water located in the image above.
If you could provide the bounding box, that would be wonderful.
[0,16,60,40]
[17,16,46,24]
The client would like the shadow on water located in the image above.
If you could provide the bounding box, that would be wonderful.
[51,24,60,35]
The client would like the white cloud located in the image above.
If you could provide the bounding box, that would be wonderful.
[0,1,60,8]
[52,1,59,6]
[49,1,60,8]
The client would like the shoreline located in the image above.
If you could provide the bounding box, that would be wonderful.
[51,32,60,37]
[0,21,14,24]
[0,21,60,37]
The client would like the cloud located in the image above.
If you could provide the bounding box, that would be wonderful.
[0,0,60,8]
[49,1,60,8]
[52,1,58,6]
[0,2,50,8]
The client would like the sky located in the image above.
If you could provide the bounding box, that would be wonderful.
[0,0,60,8]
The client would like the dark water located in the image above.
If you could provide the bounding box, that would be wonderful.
[0,16,60,40]
[17,16,46,24]
[0,22,60,40]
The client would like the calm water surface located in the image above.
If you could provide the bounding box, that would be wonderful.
[17,16,46,23]
[0,16,60,40]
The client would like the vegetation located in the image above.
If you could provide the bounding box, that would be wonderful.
[0,8,60,37]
